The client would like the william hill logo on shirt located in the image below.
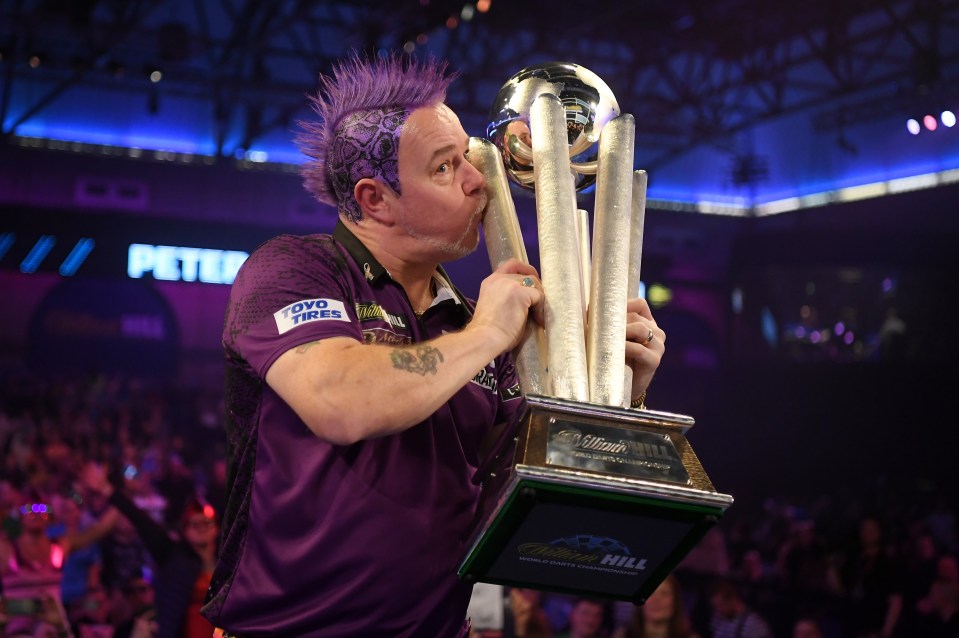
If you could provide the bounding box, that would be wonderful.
[355,302,407,329]
[274,298,349,334]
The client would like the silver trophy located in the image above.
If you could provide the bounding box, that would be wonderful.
[461,62,733,604]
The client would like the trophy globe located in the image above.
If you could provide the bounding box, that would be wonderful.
[487,61,620,192]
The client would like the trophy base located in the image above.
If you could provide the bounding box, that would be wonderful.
[459,395,733,604]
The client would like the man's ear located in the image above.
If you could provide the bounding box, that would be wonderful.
[354,178,395,224]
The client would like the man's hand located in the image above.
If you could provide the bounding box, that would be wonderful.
[468,258,544,352]
[624,297,665,402]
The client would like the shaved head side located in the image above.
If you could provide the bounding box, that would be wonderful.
[297,55,458,222]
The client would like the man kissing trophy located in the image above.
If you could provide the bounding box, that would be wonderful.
[460,62,734,604]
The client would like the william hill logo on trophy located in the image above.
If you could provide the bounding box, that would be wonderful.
[546,421,691,485]
[517,535,648,576]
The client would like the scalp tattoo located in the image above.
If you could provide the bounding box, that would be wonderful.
[391,344,444,375]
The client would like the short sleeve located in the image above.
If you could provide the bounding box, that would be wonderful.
[223,234,364,378]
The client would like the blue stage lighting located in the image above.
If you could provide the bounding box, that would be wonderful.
[20,235,55,273]
[59,238,95,276]
[0,232,14,260]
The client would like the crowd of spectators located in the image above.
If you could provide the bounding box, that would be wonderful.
[1,371,956,637]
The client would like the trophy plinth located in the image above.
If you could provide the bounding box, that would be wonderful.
[459,395,733,603]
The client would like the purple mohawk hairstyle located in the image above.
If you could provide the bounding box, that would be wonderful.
[296,55,457,222]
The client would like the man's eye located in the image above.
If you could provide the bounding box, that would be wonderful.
[436,162,450,173]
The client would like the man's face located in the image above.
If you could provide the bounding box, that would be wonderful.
[569,600,604,637]
[792,620,823,638]
[711,592,737,619]
[125,577,155,611]
[391,103,487,261]
[20,503,51,533]
[183,512,218,550]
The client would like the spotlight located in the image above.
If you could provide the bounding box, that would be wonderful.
[145,65,163,82]
[923,114,937,131]
[942,110,956,128]
[28,54,42,68]
[906,118,920,135]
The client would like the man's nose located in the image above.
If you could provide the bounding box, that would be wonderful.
[462,158,487,196]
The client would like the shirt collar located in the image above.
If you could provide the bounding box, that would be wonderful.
[332,219,470,315]
[430,272,462,309]
[333,219,390,284]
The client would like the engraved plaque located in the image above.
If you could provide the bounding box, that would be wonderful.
[546,420,691,485]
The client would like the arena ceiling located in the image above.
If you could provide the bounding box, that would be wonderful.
[2,0,958,208]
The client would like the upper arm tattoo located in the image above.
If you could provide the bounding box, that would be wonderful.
[391,344,444,376]
[294,340,322,354]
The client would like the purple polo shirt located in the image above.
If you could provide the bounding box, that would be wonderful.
[202,221,524,637]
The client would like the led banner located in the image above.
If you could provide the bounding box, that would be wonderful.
[127,243,248,284]
[1,206,273,283]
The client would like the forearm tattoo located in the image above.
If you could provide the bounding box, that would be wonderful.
[391,344,444,376]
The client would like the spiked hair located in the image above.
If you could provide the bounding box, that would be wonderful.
[296,55,457,221]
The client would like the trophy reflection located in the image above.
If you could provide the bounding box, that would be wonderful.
[461,62,734,604]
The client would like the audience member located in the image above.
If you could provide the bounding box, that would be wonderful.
[506,588,553,638]
[69,584,114,638]
[901,531,941,617]
[613,574,698,638]
[829,515,904,638]
[909,553,959,636]
[778,519,830,594]
[791,616,825,638]
[78,462,217,638]
[1,484,118,635]
[113,575,157,638]
[555,598,607,638]
[911,559,959,636]
[708,580,773,638]
[3,371,958,637]
[97,511,155,617]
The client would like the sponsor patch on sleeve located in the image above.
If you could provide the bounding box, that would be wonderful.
[274,298,350,334]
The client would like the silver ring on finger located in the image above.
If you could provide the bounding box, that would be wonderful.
[640,328,654,346]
